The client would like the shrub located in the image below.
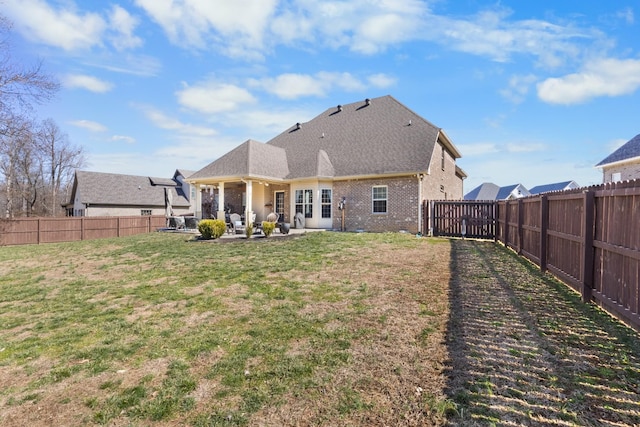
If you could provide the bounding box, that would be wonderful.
[245,222,254,238]
[198,219,226,240]
[262,221,276,237]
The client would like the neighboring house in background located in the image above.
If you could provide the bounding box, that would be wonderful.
[187,95,467,234]
[65,170,194,217]
[529,180,580,195]
[464,182,530,200]
[596,133,640,182]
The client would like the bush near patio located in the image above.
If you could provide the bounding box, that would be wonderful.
[197,219,226,239]
[261,221,276,237]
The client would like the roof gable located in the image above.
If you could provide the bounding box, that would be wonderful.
[72,171,190,207]
[189,139,289,180]
[597,133,640,167]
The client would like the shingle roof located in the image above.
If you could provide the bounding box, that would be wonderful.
[529,181,579,195]
[188,139,289,180]
[464,182,530,200]
[464,182,499,200]
[596,133,640,167]
[496,184,529,200]
[190,95,461,181]
[72,171,190,207]
[267,95,452,179]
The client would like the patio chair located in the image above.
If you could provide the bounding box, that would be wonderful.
[229,213,244,234]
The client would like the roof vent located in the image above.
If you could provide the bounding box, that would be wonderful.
[365,98,371,106]
[295,122,301,130]
[408,119,412,126]
[337,105,343,112]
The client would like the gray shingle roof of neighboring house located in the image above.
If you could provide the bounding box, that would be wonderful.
[464,182,500,200]
[465,182,530,200]
[497,184,530,200]
[529,181,579,195]
[190,95,462,181]
[72,170,190,207]
[596,133,640,167]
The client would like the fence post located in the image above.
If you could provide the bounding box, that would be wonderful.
[81,217,85,241]
[517,199,524,254]
[581,189,595,303]
[504,201,510,246]
[540,195,548,272]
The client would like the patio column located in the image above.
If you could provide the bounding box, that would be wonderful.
[245,180,254,224]
[217,182,225,221]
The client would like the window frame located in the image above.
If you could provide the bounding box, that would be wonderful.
[321,188,332,219]
[372,185,388,214]
[295,189,313,219]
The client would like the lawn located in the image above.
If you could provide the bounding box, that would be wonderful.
[0,232,453,426]
[1,232,639,426]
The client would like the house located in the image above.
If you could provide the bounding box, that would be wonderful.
[464,182,530,200]
[187,95,466,233]
[65,170,195,217]
[529,180,579,195]
[596,133,640,182]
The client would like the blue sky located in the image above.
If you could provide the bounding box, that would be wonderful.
[5,0,640,194]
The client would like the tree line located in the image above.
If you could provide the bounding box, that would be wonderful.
[0,15,85,218]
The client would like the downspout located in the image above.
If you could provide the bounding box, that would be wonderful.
[417,174,424,236]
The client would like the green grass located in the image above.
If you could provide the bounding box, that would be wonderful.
[0,231,442,426]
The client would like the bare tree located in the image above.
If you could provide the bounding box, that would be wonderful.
[0,14,60,217]
[0,116,31,217]
[0,15,58,122]
[36,119,86,216]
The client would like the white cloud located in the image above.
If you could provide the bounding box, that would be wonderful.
[506,142,545,153]
[137,105,218,137]
[176,82,257,114]
[134,0,277,58]
[368,73,397,89]
[499,74,538,104]
[456,143,500,156]
[249,71,391,100]
[4,0,142,52]
[63,74,114,93]
[69,120,108,133]
[111,135,136,144]
[4,0,106,50]
[108,5,143,50]
[537,58,640,104]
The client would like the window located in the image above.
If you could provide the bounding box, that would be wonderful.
[295,189,313,218]
[321,189,332,218]
[141,209,152,216]
[612,172,622,182]
[372,186,387,213]
[441,146,445,170]
[275,191,285,219]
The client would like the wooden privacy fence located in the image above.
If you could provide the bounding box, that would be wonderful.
[424,200,496,239]
[497,180,640,332]
[0,215,167,246]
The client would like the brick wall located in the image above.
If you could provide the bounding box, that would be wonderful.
[333,177,420,233]
[423,142,464,200]
[603,163,640,182]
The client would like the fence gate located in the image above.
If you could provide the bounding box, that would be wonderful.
[425,200,496,239]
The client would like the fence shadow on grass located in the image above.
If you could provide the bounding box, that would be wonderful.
[444,239,640,426]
